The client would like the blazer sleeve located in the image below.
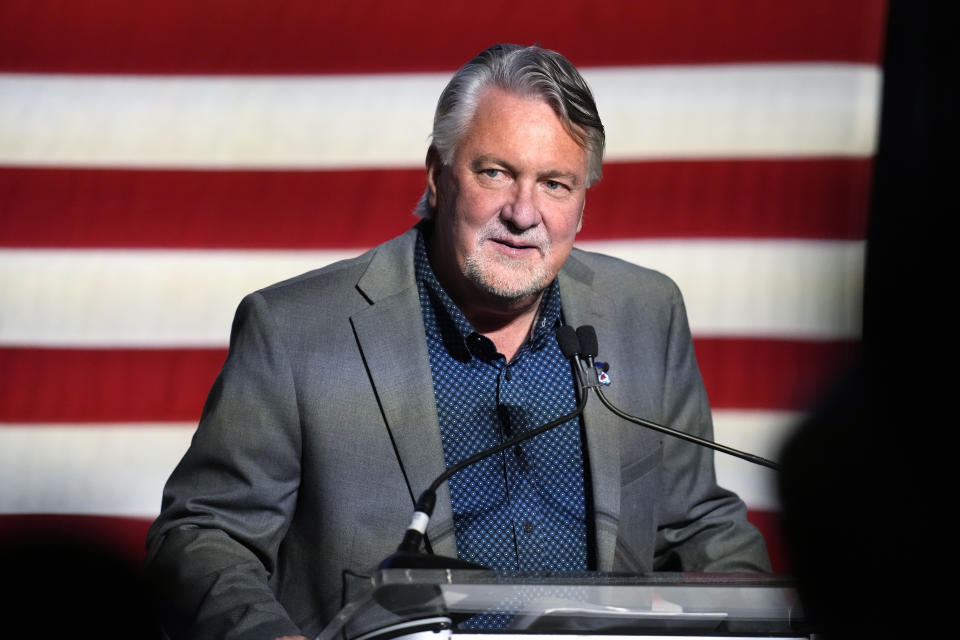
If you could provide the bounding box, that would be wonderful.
[652,287,772,572]
[145,292,305,639]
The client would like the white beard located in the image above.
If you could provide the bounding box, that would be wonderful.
[462,223,553,301]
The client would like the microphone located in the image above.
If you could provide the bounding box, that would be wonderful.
[555,324,581,359]
[573,325,781,472]
[576,325,598,362]
[379,326,592,570]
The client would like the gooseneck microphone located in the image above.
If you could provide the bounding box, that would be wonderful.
[380,323,779,571]
[572,325,781,472]
[380,326,591,569]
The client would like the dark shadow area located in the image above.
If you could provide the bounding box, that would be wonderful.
[0,534,161,638]
[779,1,953,637]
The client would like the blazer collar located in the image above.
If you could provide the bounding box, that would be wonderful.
[350,225,458,556]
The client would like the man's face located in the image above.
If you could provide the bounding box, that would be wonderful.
[428,88,588,310]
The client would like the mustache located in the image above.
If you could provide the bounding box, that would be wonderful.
[476,222,551,254]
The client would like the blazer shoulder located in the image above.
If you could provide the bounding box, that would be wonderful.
[250,227,419,312]
[567,246,683,304]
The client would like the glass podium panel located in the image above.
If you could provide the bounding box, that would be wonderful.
[319,570,810,640]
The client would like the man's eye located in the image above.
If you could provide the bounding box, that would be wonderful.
[482,169,502,178]
[545,180,565,191]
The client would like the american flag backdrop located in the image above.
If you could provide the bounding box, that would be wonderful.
[0,0,887,572]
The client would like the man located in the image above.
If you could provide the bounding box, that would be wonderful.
[146,44,769,639]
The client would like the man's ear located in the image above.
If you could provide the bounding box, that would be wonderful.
[425,145,442,209]
[576,200,585,233]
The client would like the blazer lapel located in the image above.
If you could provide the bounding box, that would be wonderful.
[559,252,622,572]
[350,229,457,557]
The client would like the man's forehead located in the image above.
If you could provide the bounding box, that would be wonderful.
[457,88,587,170]
[470,87,555,124]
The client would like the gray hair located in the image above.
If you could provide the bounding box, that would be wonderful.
[414,43,605,218]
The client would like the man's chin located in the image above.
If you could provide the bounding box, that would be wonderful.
[463,249,556,302]
[468,267,549,303]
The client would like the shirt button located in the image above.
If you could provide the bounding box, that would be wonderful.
[513,445,523,457]
[523,521,535,534]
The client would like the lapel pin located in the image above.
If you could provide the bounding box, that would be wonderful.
[594,361,611,386]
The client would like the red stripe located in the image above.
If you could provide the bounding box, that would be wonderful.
[0,167,421,250]
[0,340,858,423]
[0,0,886,74]
[591,160,871,241]
[0,514,151,565]
[0,348,225,423]
[695,338,859,412]
[0,159,871,249]
[747,509,787,573]
[0,511,787,571]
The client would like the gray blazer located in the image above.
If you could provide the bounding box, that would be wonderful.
[146,226,769,639]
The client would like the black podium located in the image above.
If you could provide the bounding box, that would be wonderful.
[318,570,810,639]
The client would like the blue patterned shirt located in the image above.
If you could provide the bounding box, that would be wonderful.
[414,230,590,571]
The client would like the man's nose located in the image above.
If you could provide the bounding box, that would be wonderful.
[500,182,541,231]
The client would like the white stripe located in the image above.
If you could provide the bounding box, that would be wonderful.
[0,248,362,346]
[0,424,195,517]
[0,411,791,516]
[591,64,881,160]
[0,64,879,168]
[712,409,799,511]
[0,241,863,345]
[579,239,864,339]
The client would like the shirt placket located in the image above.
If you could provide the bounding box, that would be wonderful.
[497,354,547,570]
